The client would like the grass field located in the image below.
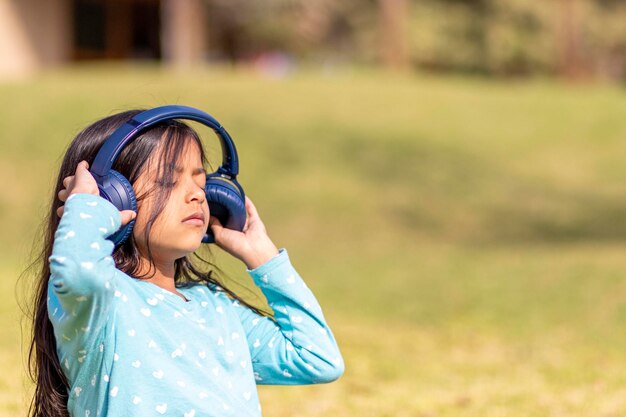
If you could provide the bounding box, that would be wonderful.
[1,64,625,416]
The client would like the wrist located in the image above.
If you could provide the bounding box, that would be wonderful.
[69,188,99,197]
[242,244,279,270]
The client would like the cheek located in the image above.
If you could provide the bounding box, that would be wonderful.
[133,202,177,237]
[131,200,158,240]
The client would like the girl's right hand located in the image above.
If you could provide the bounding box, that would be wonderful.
[56,160,136,226]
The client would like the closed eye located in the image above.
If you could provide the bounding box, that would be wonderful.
[175,166,207,176]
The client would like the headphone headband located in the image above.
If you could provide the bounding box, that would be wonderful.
[91,105,239,179]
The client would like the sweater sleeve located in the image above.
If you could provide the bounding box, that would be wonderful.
[234,248,345,385]
[47,193,122,356]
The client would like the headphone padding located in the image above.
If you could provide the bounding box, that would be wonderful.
[105,169,137,246]
[203,179,246,243]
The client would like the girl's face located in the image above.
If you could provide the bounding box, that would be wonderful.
[132,139,209,263]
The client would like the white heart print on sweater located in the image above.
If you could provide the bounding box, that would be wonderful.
[49,200,344,417]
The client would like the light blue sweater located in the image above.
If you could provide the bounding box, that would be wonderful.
[48,193,344,417]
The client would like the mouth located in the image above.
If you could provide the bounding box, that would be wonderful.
[182,212,206,226]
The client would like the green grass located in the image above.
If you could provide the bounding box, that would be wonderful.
[2,64,626,415]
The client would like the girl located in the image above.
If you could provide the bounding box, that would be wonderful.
[27,110,345,417]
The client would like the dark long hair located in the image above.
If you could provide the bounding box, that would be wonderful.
[23,110,273,417]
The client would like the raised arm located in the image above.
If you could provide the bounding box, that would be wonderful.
[209,195,345,384]
[48,161,134,360]
[234,249,345,385]
[48,193,123,358]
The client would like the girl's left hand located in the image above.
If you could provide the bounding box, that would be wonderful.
[209,196,279,270]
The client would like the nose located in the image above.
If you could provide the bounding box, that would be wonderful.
[186,180,206,204]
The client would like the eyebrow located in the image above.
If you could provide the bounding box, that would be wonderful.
[175,167,207,175]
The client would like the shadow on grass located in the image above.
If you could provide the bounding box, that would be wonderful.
[335,132,625,246]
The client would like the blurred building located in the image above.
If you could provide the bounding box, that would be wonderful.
[0,0,208,79]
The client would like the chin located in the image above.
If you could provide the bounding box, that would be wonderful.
[185,237,204,253]
[168,239,204,259]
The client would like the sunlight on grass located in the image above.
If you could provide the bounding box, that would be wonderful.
[2,65,625,415]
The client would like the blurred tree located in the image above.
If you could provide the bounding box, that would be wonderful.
[204,0,261,63]
[199,0,626,80]
[378,0,410,70]
[203,0,373,66]
[484,0,557,76]
[586,0,626,81]
[557,0,585,78]
[409,0,489,73]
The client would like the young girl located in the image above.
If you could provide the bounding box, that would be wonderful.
[27,109,344,417]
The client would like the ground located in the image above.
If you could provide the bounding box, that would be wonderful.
[1,65,625,416]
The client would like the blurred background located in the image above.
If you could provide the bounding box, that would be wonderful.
[1,0,625,415]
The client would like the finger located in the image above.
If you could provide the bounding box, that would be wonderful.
[120,210,137,226]
[209,216,225,237]
[244,196,263,230]
[209,215,224,231]
[58,188,68,202]
[75,160,91,178]
[72,161,99,195]
[244,196,259,219]
[56,205,64,218]
[62,176,74,188]
[77,160,89,171]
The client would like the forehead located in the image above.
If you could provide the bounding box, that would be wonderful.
[136,138,204,182]
[173,140,203,166]
[151,136,203,166]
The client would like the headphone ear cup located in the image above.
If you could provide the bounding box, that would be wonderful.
[97,169,137,247]
[203,177,246,244]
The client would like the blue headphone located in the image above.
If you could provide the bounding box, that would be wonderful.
[89,105,246,247]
